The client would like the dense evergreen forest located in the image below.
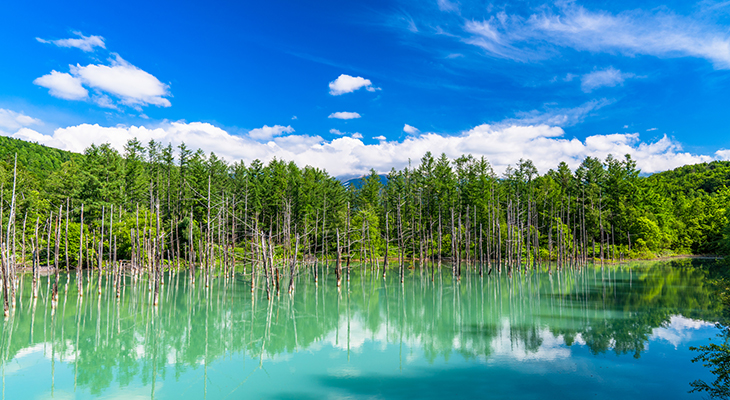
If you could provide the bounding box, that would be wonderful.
[0,135,729,313]
[0,135,728,266]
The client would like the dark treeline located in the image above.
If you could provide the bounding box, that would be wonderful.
[0,136,729,312]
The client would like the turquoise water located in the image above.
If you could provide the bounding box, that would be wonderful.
[0,259,723,399]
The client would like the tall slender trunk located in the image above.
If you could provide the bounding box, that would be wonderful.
[98,206,104,295]
[154,202,161,305]
[206,175,211,287]
[288,234,299,293]
[34,217,40,298]
[65,198,70,275]
[450,208,455,276]
[52,205,61,303]
[336,229,342,287]
[437,208,442,278]
[382,211,389,279]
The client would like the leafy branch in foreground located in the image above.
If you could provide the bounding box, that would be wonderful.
[690,324,730,399]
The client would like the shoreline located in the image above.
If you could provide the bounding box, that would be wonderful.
[11,253,725,276]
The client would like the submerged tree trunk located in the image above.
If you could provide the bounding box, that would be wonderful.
[336,229,342,287]
[382,211,389,279]
[52,205,61,304]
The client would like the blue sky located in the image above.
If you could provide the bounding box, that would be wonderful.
[1,0,729,177]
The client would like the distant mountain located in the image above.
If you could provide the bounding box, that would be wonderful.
[342,174,388,188]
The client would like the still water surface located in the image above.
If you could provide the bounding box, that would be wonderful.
[0,259,723,399]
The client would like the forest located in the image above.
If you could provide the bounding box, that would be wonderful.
[0,135,729,313]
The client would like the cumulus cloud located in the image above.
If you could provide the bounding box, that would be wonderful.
[36,32,105,52]
[330,129,363,139]
[459,4,730,69]
[248,124,294,140]
[403,124,420,134]
[717,149,730,160]
[328,111,361,120]
[33,54,170,108]
[33,71,88,100]
[581,67,636,92]
[71,55,170,107]
[1,118,723,178]
[0,109,42,132]
[328,74,379,95]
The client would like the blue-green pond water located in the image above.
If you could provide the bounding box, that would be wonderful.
[0,259,724,399]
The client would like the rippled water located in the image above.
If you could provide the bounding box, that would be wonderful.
[0,259,723,399]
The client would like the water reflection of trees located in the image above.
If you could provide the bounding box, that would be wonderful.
[0,259,722,396]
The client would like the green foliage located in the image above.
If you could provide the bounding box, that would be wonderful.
[351,208,383,255]
[0,135,81,182]
[633,216,666,252]
[76,143,124,219]
[1,136,729,268]
[723,207,730,255]
[690,326,730,399]
[650,161,730,196]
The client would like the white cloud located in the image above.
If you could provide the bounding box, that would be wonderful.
[373,135,387,141]
[650,315,715,348]
[37,32,105,52]
[581,67,636,92]
[328,74,379,95]
[33,71,88,100]
[646,127,657,131]
[489,319,571,362]
[0,109,42,132]
[248,124,294,140]
[437,0,459,13]
[272,134,323,154]
[331,129,365,139]
[459,4,730,69]
[9,128,56,145]
[291,115,298,120]
[328,111,361,120]
[34,54,170,108]
[1,118,723,178]
[72,55,170,107]
[403,124,420,134]
[717,149,730,160]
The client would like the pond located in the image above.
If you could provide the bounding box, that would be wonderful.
[0,259,723,399]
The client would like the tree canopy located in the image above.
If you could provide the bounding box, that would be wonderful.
[1,135,728,270]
